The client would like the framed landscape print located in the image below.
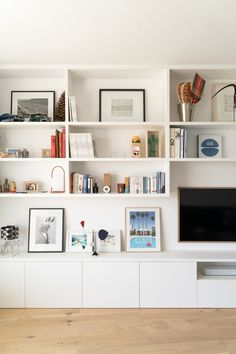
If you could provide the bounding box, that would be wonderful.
[11,91,55,120]
[28,208,64,253]
[67,229,93,253]
[125,207,161,252]
[97,229,121,252]
[99,89,145,122]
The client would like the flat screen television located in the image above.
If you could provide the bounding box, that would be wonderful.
[179,188,236,242]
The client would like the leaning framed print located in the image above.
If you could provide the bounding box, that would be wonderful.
[66,229,93,253]
[125,207,161,252]
[11,91,55,121]
[99,89,145,122]
[28,208,64,253]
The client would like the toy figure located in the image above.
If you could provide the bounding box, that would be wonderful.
[132,136,141,158]
[3,178,10,193]
[148,134,158,157]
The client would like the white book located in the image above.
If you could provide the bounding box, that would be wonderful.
[174,128,181,158]
[170,127,175,158]
[69,96,78,122]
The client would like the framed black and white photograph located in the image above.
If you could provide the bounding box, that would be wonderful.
[28,208,64,253]
[11,91,55,121]
[99,89,145,122]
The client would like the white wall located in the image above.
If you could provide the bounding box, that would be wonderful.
[0,0,235,65]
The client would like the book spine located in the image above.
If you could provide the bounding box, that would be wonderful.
[170,128,175,158]
[174,128,181,158]
[62,128,66,158]
[55,129,60,158]
[125,177,130,193]
[90,177,94,193]
[70,172,74,194]
[143,177,148,194]
[183,129,188,158]
[59,131,63,158]
[161,172,165,194]
[180,128,184,159]
[51,135,56,158]
[78,174,84,193]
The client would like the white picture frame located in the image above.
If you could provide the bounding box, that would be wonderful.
[66,229,93,253]
[125,207,161,252]
[28,208,64,253]
[97,229,121,252]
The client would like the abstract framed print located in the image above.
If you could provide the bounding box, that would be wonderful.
[67,229,93,253]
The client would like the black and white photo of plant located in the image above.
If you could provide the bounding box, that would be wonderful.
[35,216,56,244]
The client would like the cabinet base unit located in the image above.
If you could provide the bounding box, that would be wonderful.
[0,262,24,308]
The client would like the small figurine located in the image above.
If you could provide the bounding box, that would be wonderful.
[132,136,141,158]
[0,180,2,193]
[3,178,10,193]
[93,182,99,193]
[148,134,158,157]
[10,181,16,193]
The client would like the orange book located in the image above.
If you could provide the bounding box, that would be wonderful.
[51,135,56,158]
[59,131,63,158]
[62,128,66,158]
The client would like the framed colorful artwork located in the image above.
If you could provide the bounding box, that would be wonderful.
[97,229,121,252]
[66,229,93,253]
[125,207,161,252]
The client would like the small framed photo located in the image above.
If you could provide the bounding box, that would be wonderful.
[198,134,222,158]
[67,230,93,253]
[28,208,64,253]
[99,89,145,122]
[97,229,121,252]
[23,181,39,192]
[125,207,161,252]
[11,91,55,121]
[212,83,235,122]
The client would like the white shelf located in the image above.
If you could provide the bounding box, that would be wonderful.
[0,158,67,162]
[0,122,66,129]
[0,192,168,198]
[68,122,167,128]
[69,157,166,162]
[169,121,236,127]
[170,158,236,162]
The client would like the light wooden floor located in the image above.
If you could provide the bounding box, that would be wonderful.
[0,309,236,354]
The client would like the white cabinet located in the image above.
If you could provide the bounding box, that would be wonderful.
[197,279,236,308]
[83,261,139,308]
[140,261,196,308]
[0,262,24,308]
[25,261,82,308]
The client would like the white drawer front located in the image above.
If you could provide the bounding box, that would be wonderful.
[197,279,236,308]
[0,262,24,308]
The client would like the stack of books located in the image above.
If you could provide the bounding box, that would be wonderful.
[129,172,165,194]
[68,96,78,122]
[170,127,188,158]
[69,133,95,158]
[71,173,95,194]
[51,128,66,158]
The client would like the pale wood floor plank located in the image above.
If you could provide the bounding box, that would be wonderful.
[0,309,236,354]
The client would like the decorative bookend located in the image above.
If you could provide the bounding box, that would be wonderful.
[51,166,65,193]
[55,91,65,121]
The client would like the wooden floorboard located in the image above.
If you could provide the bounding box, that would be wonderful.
[0,309,236,354]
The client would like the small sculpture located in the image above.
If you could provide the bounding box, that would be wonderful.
[3,178,10,193]
[0,113,24,122]
[0,180,2,193]
[132,136,141,158]
[148,134,158,157]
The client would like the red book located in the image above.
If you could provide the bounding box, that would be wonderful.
[62,128,66,158]
[51,135,56,158]
[55,129,60,158]
[59,131,63,158]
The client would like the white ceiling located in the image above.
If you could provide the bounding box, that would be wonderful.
[0,0,235,65]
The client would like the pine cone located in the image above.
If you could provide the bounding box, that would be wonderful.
[55,91,65,121]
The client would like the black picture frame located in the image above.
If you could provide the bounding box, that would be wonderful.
[28,208,64,253]
[11,90,55,121]
[99,89,145,122]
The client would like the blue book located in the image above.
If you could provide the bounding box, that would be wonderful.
[143,177,148,193]
[156,172,161,193]
[83,175,89,193]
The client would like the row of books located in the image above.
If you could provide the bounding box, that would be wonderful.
[71,173,96,194]
[129,172,166,194]
[69,133,95,158]
[68,96,78,122]
[170,127,188,158]
[51,128,66,158]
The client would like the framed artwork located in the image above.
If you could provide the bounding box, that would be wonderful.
[198,135,222,158]
[97,229,121,252]
[67,229,93,253]
[23,181,39,192]
[99,89,145,122]
[11,91,55,120]
[212,83,235,122]
[28,208,64,253]
[125,207,161,252]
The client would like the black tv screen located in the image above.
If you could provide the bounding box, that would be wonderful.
[179,188,236,242]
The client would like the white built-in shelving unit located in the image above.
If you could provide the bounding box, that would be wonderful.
[2,65,236,308]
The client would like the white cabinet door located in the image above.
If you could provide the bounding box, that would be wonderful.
[83,261,139,308]
[140,261,196,308]
[25,261,82,308]
[197,279,236,308]
[0,262,24,308]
